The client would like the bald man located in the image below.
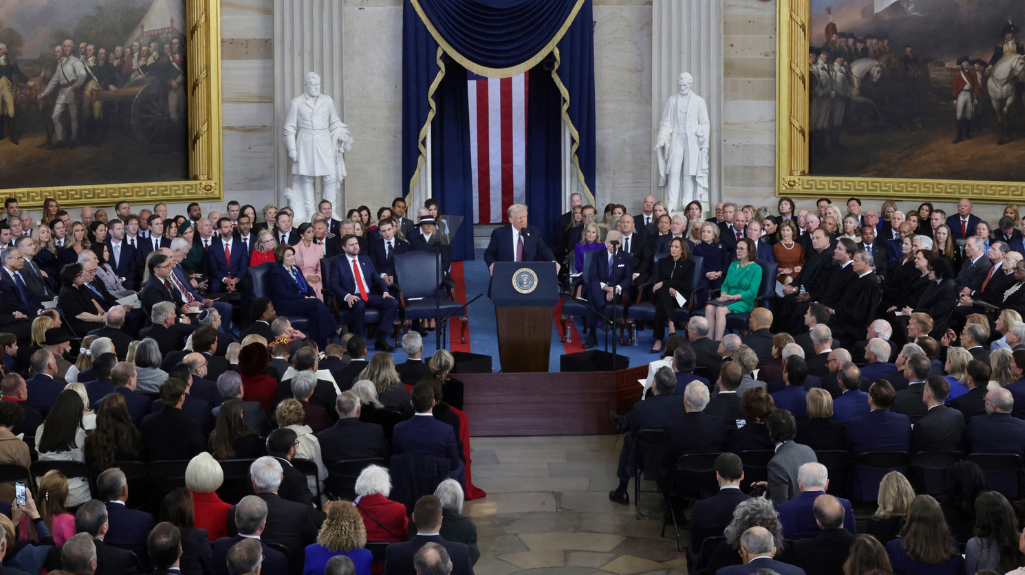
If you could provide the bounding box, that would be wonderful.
[741,308,774,365]
[790,495,856,575]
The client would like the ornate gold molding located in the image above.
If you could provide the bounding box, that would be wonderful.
[775,0,1019,203]
[4,0,223,209]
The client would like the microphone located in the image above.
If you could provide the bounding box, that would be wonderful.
[522,229,530,238]
[608,240,621,246]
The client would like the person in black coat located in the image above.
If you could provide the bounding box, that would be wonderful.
[396,337,433,387]
[688,453,750,566]
[316,391,389,469]
[266,428,316,507]
[689,321,724,383]
[910,377,965,453]
[66,500,140,575]
[140,378,206,462]
[907,257,957,338]
[650,238,695,353]
[57,264,106,336]
[795,388,845,451]
[967,387,1025,495]
[705,362,744,429]
[383,496,473,575]
[86,324,136,361]
[789,496,856,575]
[949,360,989,424]
[159,488,214,575]
[330,336,369,392]
[659,383,726,491]
[97,469,156,565]
[610,366,684,505]
[828,251,882,347]
[728,387,776,453]
[210,498,289,575]
[889,353,931,425]
[368,219,410,289]
[741,309,775,365]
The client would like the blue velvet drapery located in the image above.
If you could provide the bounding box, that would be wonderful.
[402,0,596,259]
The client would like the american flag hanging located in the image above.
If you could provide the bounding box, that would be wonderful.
[467,71,528,224]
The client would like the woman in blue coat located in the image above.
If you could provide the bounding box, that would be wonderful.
[269,244,339,348]
[691,221,730,307]
[304,502,373,575]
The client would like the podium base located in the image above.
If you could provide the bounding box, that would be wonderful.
[496,307,553,372]
[560,350,630,372]
[451,351,493,374]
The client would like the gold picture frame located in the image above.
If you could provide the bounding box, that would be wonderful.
[775,0,1025,203]
[3,0,223,209]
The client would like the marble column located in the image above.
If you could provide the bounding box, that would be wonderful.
[273,0,345,209]
[651,0,723,211]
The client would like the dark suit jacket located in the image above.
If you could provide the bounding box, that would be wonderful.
[692,337,724,383]
[660,411,727,477]
[968,412,1025,455]
[771,386,809,419]
[383,534,473,575]
[239,320,273,342]
[409,233,452,274]
[0,269,40,317]
[316,418,388,468]
[331,359,369,391]
[137,235,172,269]
[704,393,742,428]
[392,415,463,475]
[139,275,185,317]
[777,490,857,539]
[742,329,774,365]
[211,534,288,575]
[370,236,411,279]
[329,254,390,300]
[482,224,555,266]
[92,537,139,575]
[619,232,651,284]
[139,323,192,357]
[396,359,433,388]
[717,557,808,575]
[689,487,750,553]
[846,409,911,499]
[274,456,315,506]
[140,406,206,461]
[891,382,929,424]
[273,228,300,246]
[832,389,870,423]
[626,393,684,435]
[910,405,965,453]
[207,237,249,293]
[105,240,138,290]
[860,362,898,385]
[859,241,888,276]
[791,529,856,575]
[226,492,323,570]
[25,374,65,417]
[147,394,214,434]
[85,378,116,407]
[806,352,831,377]
[955,255,993,293]
[949,386,987,424]
[104,501,155,562]
[946,213,981,241]
[86,325,136,360]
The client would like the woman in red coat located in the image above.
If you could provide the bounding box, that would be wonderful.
[353,465,409,543]
[239,343,277,409]
[250,230,278,267]
[186,452,232,541]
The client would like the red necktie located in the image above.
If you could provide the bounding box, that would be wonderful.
[224,243,232,278]
[353,258,368,301]
[961,219,967,238]
[203,239,209,251]
[129,238,134,248]
[736,231,742,241]
[982,265,996,291]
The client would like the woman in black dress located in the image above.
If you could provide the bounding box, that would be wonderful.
[57,264,106,336]
[651,237,695,354]
[728,387,775,453]
[904,256,957,338]
[209,400,266,460]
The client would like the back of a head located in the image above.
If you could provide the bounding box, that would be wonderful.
[96,468,126,502]
[347,335,367,359]
[266,427,297,458]
[653,366,676,395]
[739,526,775,556]
[415,542,453,575]
[413,495,443,532]
[226,537,263,575]
[797,462,828,490]
[966,360,992,388]
[810,324,832,346]
[411,381,435,413]
[714,453,743,483]
[402,332,423,356]
[684,381,710,411]
[62,532,97,573]
[767,409,797,443]
[93,353,117,379]
[148,522,182,570]
[673,345,697,372]
[160,377,187,406]
[249,456,283,492]
[719,361,743,391]
[336,390,360,417]
[869,380,896,409]
[325,555,357,575]
[925,376,950,404]
[75,499,109,537]
[784,356,808,387]
[813,494,845,530]
[838,363,862,392]
[906,353,931,381]
[234,495,269,535]
[293,346,318,371]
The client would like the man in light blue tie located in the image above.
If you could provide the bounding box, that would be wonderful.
[0,247,40,317]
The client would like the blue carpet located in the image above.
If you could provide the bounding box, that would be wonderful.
[368,249,658,371]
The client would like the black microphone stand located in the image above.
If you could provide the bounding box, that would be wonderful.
[609,242,619,360]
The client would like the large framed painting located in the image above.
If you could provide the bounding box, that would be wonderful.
[0,0,222,208]
[777,0,1025,201]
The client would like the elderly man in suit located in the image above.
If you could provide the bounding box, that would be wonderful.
[832,363,870,423]
[25,349,66,417]
[659,382,727,494]
[946,198,981,244]
[396,332,433,387]
[211,496,288,575]
[482,204,558,274]
[72,500,141,575]
[97,468,155,562]
[717,526,808,575]
[890,353,932,424]
[688,453,750,567]
[846,380,911,500]
[967,387,1025,496]
[688,317,723,382]
[610,367,682,505]
[789,495,856,575]
[956,236,993,293]
[316,391,388,469]
[860,338,897,383]
[762,409,817,505]
[583,231,632,349]
[776,463,856,539]
[741,308,774,365]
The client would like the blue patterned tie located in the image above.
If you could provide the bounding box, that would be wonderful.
[13,273,29,308]
[291,267,307,294]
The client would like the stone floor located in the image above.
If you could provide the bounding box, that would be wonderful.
[465,435,689,575]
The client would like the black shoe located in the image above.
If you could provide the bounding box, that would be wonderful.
[47,141,66,151]
[608,490,629,505]
[583,333,597,349]
[37,140,51,149]
[609,411,628,434]
[374,338,396,352]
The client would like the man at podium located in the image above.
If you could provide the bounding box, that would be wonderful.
[483,204,560,274]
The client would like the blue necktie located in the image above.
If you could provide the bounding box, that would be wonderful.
[85,282,103,299]
[12,273,29,308]
[291,267,307,294]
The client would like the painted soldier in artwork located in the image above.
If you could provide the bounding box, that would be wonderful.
[0,43,29,145]
[951,56,979,144]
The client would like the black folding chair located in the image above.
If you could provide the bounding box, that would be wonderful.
[814,450,853,499]
[366,542,391,564]
[266,541,297,574]
[292,458,322,502]
[736,450,774,491]
[217,459,257,505]
[112,460,151,510]
[909,451,964,497]
[664,452,721,552]
[968,453,1023,500]
[148,460,190,509]
[692,535,727,573]
[0,464,31,488]
[633,429,665,520]
[326,458,386,500]
[31,460,91,499]
[853,451,909,502]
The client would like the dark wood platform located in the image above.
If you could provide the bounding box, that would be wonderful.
[461,365,648,436]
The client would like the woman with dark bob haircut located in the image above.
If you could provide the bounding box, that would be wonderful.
[160,488,214,574]
[885,495,964,575]
[727,387,775,453]
[268,244,339,348]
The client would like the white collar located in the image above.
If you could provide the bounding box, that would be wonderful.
[414,412,433,417]
[858,270,873,278]
[110,240,122,246]
[840,260,852,269]
[720,485,740,490]
[239,534,261,540]
[109,500,125,506]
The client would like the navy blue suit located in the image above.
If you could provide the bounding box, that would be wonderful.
[587,249,632,327]
[832,389,870,423]
[328,255,398,339]
[104,501,155,562]
[778,490,857,539]
[1005,379,1025,419]
[482,224,556,266]
[392,414,464,480]
[112,387,152,426]
[967,412,1025,496]
[188,376,223,407]
[25,374,64,417]
[369,236,411,279]
[947,213,981,241]
[147,395,214,433]
[207,237,249,294]
[617,393,684,481]
[846,409,911,500]
[105,240,138,290]
[0,269,40,316]
[85,378,115,407]
[771,385,809,418]
[211,535,288,575]
[674,371,711,394]
[721,225,745,255]
[137,235,171,271]
[753,240,775,263]
[717,557,807,575]
[860,362,898,386]
[268,264,339,347]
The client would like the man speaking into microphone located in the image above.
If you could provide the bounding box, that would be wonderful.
[483,204,560,274]
[583,231,632,349]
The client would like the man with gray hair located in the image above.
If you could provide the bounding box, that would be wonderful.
[75,499,139,574]
[719,334,742,362]
[775,463,856,539]
[212,371,272,436]
[659,381,727,496]
[86,305,135,360]
[966,386,1025,506]
[97,468,155,562]
[226,537,263,575]
[139,300,193,357]
[790,495,856,575]
[609,366,683,505]
[0,247,42,317]
[397,332,432,387]
[1006,321,1025,352]
[415,542,453,575]
[326,555,358,575]
[806,325,834,376]
[716,526,807,575]
[956,235,993,294]
[61,532,98,575]
[281,345,340,409]
[316,390,389,471]
[212,495,288,575]
[227,457,326,568]
[688,316,724,382]
[861,338,897,382]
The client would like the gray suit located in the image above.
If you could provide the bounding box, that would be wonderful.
[737,374,766,397]
[767,441,817,505]
[955,255,993,293]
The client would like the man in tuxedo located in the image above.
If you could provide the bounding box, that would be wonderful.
[609,367,682,505]
[746,220,775,263]
[950,360,990,423]
[910,376,965,453]
[688,453,750,564]
[659,382,726,490]
[330,336,369,391]
[383,496,473,575]
[716,526,808,575]
[776,463,856,539]
[890,353,930,424]
[967,388,1025,496]
[955,236,993,293]
[583,231,632,349]
[72,499,140,575]
[316,391,388,469]
[211,496,288,575]
[741,308,774,365]
[208,217,248,294]
[789,495,857,575]
[97,468,155,563]
[368,218,409,292]
[617,215,651,286]
[828,250,882,347]
[139,378,206,461]
[846,380,911,500]
[860,338,897,383]
[765,409,817,505]
[483,204,558,273]
[87,306,135,360]
[946,197,981,244]
[105,220,137,290]
[396,332,432,387]
[26,349,65,416]
[273,211,300,246]
[328,234,398,352]
[688,317,723,383]
[392,382,464,480]
[832,363,870,423]
[857,224,887,275]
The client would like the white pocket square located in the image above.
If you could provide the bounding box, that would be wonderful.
[617,264,625,267]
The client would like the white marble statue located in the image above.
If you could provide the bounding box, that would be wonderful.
[283,72,353,222]
[655,72,710,212]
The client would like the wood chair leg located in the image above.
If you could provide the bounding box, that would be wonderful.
[392,320,403,347]
[560,316,571,343]
[460,317,468,344]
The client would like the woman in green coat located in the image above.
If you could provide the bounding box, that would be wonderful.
[434,479,479,565]
[704,237,762,341]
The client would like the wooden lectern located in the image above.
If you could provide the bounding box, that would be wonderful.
[491,262,559,372]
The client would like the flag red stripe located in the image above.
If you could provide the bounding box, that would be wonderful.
[475,81,491,225]
[500,77,514,215]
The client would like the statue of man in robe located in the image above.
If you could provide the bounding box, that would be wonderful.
[655,72,710,212]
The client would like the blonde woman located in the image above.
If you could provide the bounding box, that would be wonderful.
[31,223,59,279]
[63,382,96,431]
[274,398,327,495]
[358,353,409,412]
[125,341,141,365]
[573,223,605,297]
[796,388,844,450]
[993,309,1024,351]
[867,470,915,545]
[304,498,372,575]
[944,346,972,401]
[30,315,54,350]
[429,349,464,411]
[250,229,278,267]
[24,470,76,544]
[65,335,97,384]
[57,221,89,266]
[990,348,1016,388]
